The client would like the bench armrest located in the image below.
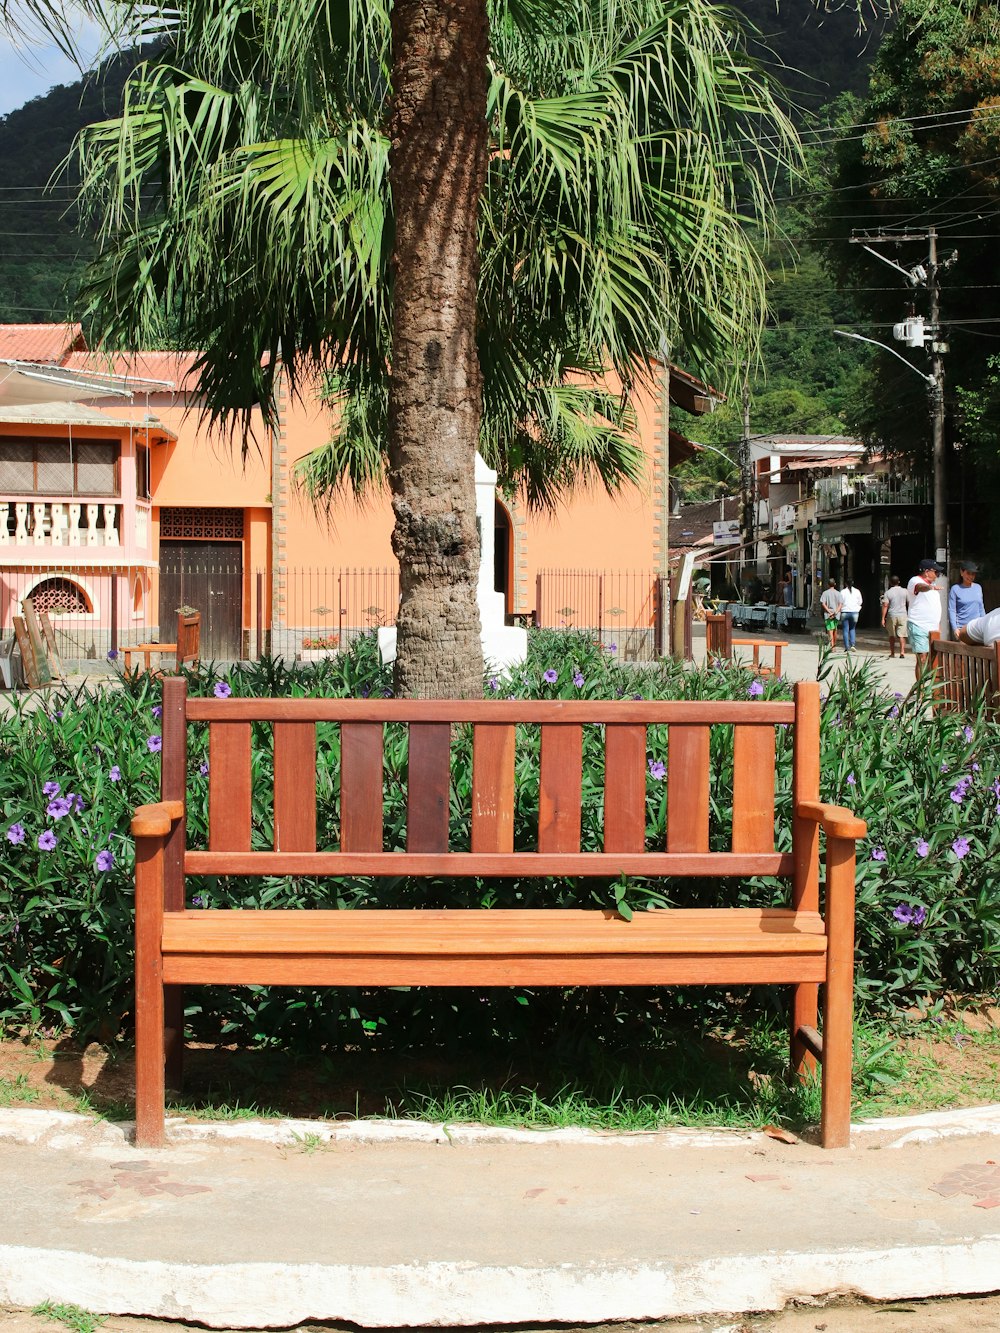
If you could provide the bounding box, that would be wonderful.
[131,800,185,837]
[796,800,866,841]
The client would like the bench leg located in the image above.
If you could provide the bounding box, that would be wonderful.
[164,987,185,1092]
[134,833,167,1148]
[820,835,856,1149]
[790,983,819,1079]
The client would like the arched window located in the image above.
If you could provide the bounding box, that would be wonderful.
[27,578,92,616]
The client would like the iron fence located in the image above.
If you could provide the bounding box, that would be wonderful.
[535,568,662,660]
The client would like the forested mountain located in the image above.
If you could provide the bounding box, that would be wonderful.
[0,49,146,324]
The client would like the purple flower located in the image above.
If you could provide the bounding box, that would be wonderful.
[152,705,162,720]
[42,781,60,798]
[972,763,980,772]
[542,669,558,684]
[37,830,57,851]
[94,849,114,873]
[109,766,121,783]
[950,784,968,804]
[147,734,162,753]
[893,692,903,700]
[573,671,584,688]
[648,759,666,781]
[6,823,26,845]
[952,836,971,860]
[846,773,856,786]
[890,706,900,719]
[191,895,207,908]
[940,762,949,773]
[46,797,72,819]
[748,680,765,698]
[106,649,119,662]
[963,725,974,743]
[912,906,927,926]
[892,903,914,925]
[915,838,929,859]
[213,681,232,699]
[70,793,84,814]
[870,847,887,862]
[488,677,499,693]
[199,762,209,777]
[607,643,617,653]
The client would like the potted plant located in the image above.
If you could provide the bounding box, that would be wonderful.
[299,634,340,662]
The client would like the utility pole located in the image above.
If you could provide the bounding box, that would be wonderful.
[739,380,752,587]
[927,229,947,564]
[849,229,951,566]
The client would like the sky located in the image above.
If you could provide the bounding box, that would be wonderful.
[0,11,106,119]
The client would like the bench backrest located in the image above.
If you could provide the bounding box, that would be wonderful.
[158,677,822,912]
[930,637,1000,718]
[705,611,733,659]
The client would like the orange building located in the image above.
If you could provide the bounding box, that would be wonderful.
[1,324,713,662]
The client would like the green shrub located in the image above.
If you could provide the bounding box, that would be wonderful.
[1,632,997,1049]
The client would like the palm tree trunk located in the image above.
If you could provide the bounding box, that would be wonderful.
[387,0,489,698]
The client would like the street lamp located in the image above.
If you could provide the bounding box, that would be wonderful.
[832,329,934,384]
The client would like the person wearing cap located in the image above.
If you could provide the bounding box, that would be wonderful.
[956,607,1000,648]
[949,560,985,637]
[906,559,943,679]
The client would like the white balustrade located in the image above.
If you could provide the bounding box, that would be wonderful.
[0,499,123,548]
[135,507,149,548]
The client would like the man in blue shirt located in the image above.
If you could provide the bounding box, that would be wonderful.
[949,561,985,637]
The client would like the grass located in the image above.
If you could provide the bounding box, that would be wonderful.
[2,1010,996,1134]
[32,1305,106,1333]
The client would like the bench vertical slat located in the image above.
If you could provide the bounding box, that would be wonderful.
[604,724,647,853]
[209,723,252,851]
[340,723,384,851]
[666,725,709,852]
[160,677,188,1090]
[732,725,776,852]
[539,724,582,852]
[274,722,317,852]
[472,723,515,854]
[791,681,821,1077]
[407,723,452,853]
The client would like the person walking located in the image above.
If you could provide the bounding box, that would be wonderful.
[839,579,863,652]
[880,576,909,658]
[948,560,985,638]
[819,578,842,651]
[906,559,943,679]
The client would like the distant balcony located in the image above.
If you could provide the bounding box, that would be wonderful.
[0,498,152,564]
[814,474,930,515]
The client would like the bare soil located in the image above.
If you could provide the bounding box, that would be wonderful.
[5,1297,1000,1333]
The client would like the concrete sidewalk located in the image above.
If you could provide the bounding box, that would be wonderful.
[4,1107,1000,1328]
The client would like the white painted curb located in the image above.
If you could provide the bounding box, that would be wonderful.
[3,1238,1000,1328]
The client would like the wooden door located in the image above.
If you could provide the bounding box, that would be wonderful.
[159,541,243,661]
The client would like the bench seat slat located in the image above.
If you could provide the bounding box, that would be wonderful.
[163,955,828,986]
[183,851,796,876]
[163,908,827,955]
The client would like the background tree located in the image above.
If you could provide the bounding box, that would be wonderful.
[73,0,798,693]
[819,0,1000,565]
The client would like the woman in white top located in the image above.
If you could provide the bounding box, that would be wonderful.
[840,580,864,652]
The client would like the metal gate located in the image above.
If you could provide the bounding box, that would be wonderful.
[159,541,243,661]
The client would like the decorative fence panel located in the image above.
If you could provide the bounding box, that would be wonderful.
[534,568,661,660]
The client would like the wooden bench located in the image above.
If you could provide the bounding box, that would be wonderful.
[131,677,865,1149]
[930,637,1000,719]
[706,610,788,675]
[123,611,201,675]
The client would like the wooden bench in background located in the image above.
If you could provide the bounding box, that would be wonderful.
[132,677,865,1149]
[930,636,1000,719]
[705,610,788,675]
[123,610,201,675]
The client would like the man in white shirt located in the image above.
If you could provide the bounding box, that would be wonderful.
[906,559,943,679]
[957,607,1000,648]
[880,576,909,658]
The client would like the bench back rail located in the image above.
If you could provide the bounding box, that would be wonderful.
[930,637,1000,719]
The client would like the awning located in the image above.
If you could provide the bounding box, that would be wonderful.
[0,360,173,408]
[814,516,872,540]
[0,400,177,439]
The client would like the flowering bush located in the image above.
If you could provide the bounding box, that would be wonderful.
[0,632,998,1048]
[301,635,340,651]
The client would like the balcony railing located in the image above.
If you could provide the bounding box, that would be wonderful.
[0,498,123,548]
[814,474,930,514]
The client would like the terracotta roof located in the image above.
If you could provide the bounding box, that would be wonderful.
[64,350,203,390]
[0,323,86,364]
